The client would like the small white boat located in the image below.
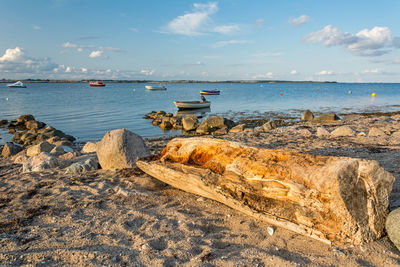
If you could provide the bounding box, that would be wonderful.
[145,85,166,90]
[7,81,26,88]
[173,100,211,110]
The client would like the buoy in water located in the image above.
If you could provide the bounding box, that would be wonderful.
[316,88,319,91]
[371,92,376,97]
[280,92,283,96]
[348,90,352,94]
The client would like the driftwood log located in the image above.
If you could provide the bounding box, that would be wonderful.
[137,137,395,246]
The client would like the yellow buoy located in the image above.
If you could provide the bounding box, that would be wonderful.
[371,92,376,97]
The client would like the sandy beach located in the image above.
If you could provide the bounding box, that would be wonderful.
[1,113,400,266]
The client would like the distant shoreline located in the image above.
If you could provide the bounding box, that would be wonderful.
[0,79,337,84]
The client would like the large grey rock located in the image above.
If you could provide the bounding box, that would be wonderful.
[301,110,314,121]
[196,116,226,134]
[330,126,356,137]
[65,158,98,174]
[386,208,400,252]
[182,115,198,131]
[22,152,59,173]
[96,128,150,170]
[26,141,55,157]
[82,142,97,153]
[1,142,23,158]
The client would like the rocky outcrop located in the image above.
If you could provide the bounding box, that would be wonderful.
[301,110,314,121]
[1,142,23,158]
[137,137,395,246]
[96,128,150,170]
[386,208,400,251]
[182,115,198,131]
[22,152,59,173]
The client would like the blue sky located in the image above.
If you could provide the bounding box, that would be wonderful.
[1,0,400,82]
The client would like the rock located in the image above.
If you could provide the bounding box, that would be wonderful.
[25,120,45,130]
[301,110,314,121]
[65,158,98,174]
[50,145,72,156]
[82,142,97,153]
[53,140,73,148]
[182,115,199,131]
[58,151,80,160]
[137,137,395,245]
[196,116,226,134]
[17,114,35,123]
[386,208,400,252]
[159,118,173,130]
[298,128,312,136]
[316,127,330,138]
[330,126,356,137]
[96,128,150,170]
[368,127,388,137]
[229,124,246,133]
[22,152,59,173]
[11,150,28,164]
[26,141,55,157]
[213,128,228,135]
[314,113,340,122]
[262,121,277,132]
[47,136,61,145]
[1,142,23,158]
[0,119,8,126]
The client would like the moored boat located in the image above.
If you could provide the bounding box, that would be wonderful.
[200,89,220,95]
[89,81,106,87]
[7,81,26,88]
[145,85,166,90]
[173,100,211,110]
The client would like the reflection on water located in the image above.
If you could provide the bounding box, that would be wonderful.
[175,107,211,117]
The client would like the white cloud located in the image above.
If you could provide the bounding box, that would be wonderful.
[141,69,155,76]
[129,27,138,32]
[316,70,334,75]
[81,67,88,73]
[32,25,41,30]
[65,66,72,73]
[252,72,273,79]
[287,15,311,27]
[164,2,239,36]
[255,19,264,27]
[213,40,253,48]
[290,70,298,75]
[0,47,57,74]
[166,2,218,36]
[304,25,398,56]
[89,50,103,58]
[213,25,240,34]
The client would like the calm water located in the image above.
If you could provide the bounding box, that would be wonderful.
[1,82,400,144]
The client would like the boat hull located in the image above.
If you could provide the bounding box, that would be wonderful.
[200,90,220,95]
[89,84,105,87]
[173,101,211,110]
[7,85,26,88]
[146,85,166,90]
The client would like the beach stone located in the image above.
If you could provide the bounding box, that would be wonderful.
[298,128,312,136]
[47,136,61,145]
[386,208,400,252]
[53,140,73,148]
[315,113,340,122]
[229,124,246,133]
[330,126,356,137]
[0,119,8,126]
[11,150,28,164]
[368,127,388,137]
[65,158,98,174]
[213,128,228,135]
[316,127,330,138]
[262,121,277,132]
[301,110,314,121]
[26,141,55,157]
[96,128,150,170]
[182,115,198,131]
[58,151,80,161]
[1,142,23,158]
[170,116,183,129]
[17,114,35,123]
[50,145,73,156]
[25,120,45,130]
[159,118,173,130]
[22,152,59,173]
[196,116,226,134]
[82,142,97,153]
[391,131,400,139]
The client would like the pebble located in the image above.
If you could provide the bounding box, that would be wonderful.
[227,214,232,217]
[267,226,275,236]
[332,248,345,257]
[196,197,206,202]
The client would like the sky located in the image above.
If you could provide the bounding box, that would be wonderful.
[0,0,400,82]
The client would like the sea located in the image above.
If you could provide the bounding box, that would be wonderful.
[1,82,400,145]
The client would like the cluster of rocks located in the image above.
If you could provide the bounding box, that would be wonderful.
[144,110,278,135]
